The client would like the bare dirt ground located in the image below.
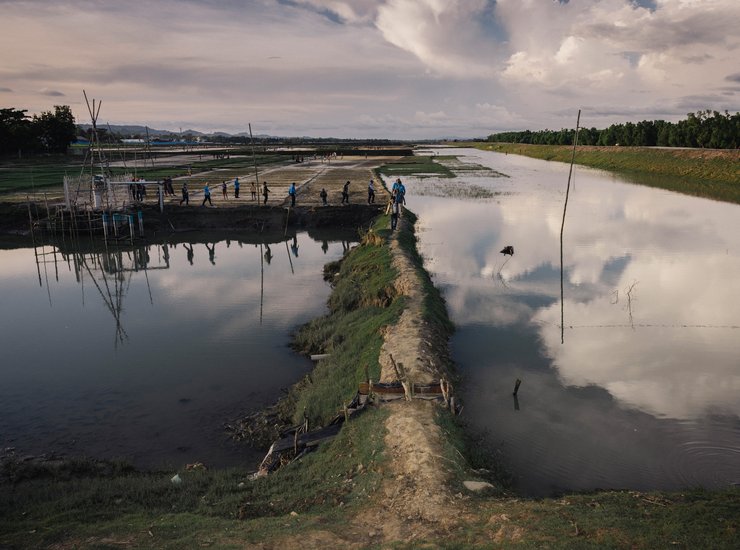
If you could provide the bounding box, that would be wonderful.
[186,156,396,209]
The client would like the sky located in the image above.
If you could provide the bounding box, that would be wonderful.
[1,0,739,139]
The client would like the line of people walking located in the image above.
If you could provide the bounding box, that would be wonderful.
[171,175,405,211]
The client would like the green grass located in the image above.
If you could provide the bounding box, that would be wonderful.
[292,218,404,426]
[0,153,288,193]
[377,154,455,178]
[0,407,390,548]
[470,142,740,204]
[0,155,86,191]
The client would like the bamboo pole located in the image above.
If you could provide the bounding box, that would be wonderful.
[560,110,581,345]
[248,123,260,203]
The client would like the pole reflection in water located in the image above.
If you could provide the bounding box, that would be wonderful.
[0,230,354,469]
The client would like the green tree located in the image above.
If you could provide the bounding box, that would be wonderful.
[0,108,38,156]
[33,105,77,153]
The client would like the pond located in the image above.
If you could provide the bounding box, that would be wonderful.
[406,148,740,496]
[0,231,354,470]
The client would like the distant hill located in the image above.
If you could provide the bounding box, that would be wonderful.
[77,124,205,137]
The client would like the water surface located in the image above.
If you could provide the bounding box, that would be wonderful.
[0,232,352,469]
[408,148,740,496]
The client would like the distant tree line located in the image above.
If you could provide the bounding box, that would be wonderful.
[0,106,77,156]
[487,110,740,149]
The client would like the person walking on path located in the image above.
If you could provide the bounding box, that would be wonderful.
[320,188,328,206]
[288,182,296,207]
[391,178,402,196]
[250,181,257,201]
[397,180,406,205]
[341,180,350,204]
[390,181,406,230]
[221,181,228,199]
[367,179,375,204]
[262,181,270,205]
[202,182,213,207]
[234,177,240,198]
[180,182,189,206]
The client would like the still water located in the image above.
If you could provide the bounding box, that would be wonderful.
[0,232,353,469]
[408,148,740,496]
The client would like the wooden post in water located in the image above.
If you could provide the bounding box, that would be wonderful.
[138,211,144,237]
[248,123,260,203]
[560,109,581,345]
[513,378,522,396]
[27,199,42,287]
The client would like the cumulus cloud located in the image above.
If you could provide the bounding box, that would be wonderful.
[0,0,736,136]
[499,0,740,88]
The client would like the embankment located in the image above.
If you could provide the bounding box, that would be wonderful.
[468,142,740,204]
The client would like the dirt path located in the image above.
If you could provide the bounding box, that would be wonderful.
[272,210,467,549]
[351,212,463,543]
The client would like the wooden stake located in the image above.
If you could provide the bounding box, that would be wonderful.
[248,123,260,203]
[389,354,411,401]
[513,378,522,396]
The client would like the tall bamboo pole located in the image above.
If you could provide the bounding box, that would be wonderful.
[249,123,260,203]
[560,110,581,344]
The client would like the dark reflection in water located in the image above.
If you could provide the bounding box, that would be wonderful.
[0,230,354,469]
[409,148,740,496]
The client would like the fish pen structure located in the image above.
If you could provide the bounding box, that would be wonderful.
[27,197,148,247]
[62,173,165,213]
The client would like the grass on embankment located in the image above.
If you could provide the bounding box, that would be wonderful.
[291,216,404,427]
[469,142,740,204]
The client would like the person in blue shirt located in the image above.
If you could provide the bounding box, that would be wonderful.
[391,178,401,195]
[201,182,213,207]
[234,177,240,198]
[288,182,296,207]
[391,180,405,230]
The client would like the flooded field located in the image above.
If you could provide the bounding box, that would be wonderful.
[408,148,740,496]
[0,231,354,470]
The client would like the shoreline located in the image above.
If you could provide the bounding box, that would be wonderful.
[465,141,740,204]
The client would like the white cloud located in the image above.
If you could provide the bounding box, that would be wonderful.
[0,0,736,137]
